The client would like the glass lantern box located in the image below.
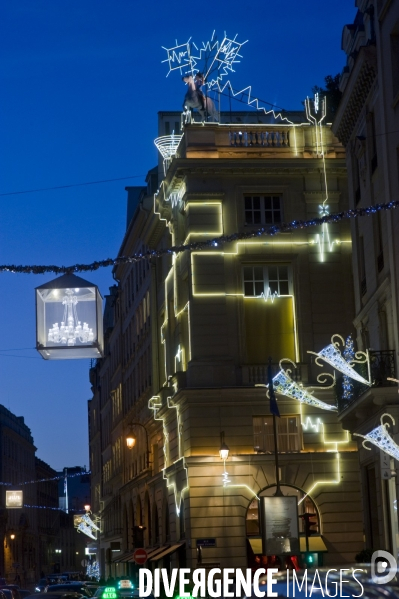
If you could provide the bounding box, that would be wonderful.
[35,273,104,360]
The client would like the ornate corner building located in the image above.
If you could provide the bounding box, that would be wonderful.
[88,103,371,577]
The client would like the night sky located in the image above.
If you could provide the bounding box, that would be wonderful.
[0,0,357,471]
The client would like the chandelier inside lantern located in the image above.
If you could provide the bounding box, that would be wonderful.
[35,273,104,360]
[48,288,94,346]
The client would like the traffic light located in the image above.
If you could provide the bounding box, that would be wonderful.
[300,512,318,537]
[132,525,146,548]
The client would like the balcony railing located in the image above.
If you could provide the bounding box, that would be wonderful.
[229,129,290,148]
[243,363,303,385]
[337,350,397,412]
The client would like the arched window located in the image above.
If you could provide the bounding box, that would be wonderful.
[145,493,152,546]
[163,500,170,544]
[136,495,142,526]
[153,503,159,545]
[179,499,185,539]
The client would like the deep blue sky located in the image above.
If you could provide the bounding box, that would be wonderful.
[0,1,357,472]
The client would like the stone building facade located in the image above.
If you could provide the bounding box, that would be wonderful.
[0,405,38,582]
[332,0,399,556]
[89,109,367,576]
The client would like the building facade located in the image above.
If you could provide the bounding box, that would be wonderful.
[89,107,369,576]
[332,0,399,556]
[35,458,59,576]
[0,406,38,583]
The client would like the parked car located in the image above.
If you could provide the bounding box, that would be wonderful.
[0,586,21,599]
[26,593,84,599]
[118,591,153,599]
[45,586,92,598]
[35,578,68,593]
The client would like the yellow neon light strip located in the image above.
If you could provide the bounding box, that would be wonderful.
[183,201,223,245]
[298,453,341,505]
[148,395,189,515]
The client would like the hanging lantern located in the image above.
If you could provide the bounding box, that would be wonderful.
[35,273,104,360]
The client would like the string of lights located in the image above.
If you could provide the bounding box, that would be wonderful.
[0,174,147,197]
[0,470,90,487]
[0,198,398,276]
[23,504,65,511]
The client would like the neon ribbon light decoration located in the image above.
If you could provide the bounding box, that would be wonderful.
[308,334,371,386]
[75,512,100,540]
[256,359,337,412]
[354,414,399,462]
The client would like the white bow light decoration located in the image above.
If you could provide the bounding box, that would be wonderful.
[262,334,372,413]
[308,334,371,386]
[265,359,337,412]
[74,512,100,540]
[354,414,399,462]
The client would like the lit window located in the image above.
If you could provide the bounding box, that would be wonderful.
[243,265,291,297]
[244,195,282,225]
[253,415,302,452]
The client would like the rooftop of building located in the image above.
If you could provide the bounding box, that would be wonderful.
[0,403,34,444]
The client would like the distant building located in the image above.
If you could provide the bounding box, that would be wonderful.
[57,467,90,513]
[55,467,91,574]
[0,405,38,583]
[35,458,59,576]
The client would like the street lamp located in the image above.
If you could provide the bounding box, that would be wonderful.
[84,504,91,512]
[219,431,230,460]
[9,532,15,541]
[126,423,150,468]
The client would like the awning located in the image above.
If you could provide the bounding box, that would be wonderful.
[113,551,133,563]
[150,541,185,562]
[248,538,262,554]
[123,546,167,563]
[300,536,328,552]
[248,536,327,554]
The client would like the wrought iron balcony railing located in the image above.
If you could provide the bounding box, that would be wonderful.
[337,350,397,412]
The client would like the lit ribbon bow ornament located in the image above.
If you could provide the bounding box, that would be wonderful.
[308,334,371,386]
[354,413,399,462]
[257,358,337,412]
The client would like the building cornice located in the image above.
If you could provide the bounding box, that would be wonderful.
[332,45,377,146]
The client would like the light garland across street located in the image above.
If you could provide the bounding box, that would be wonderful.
[0,199,398,275]
[0,470,90,486]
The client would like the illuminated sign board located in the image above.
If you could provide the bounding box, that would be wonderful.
[102,588,117,599]
[6,490,23,508]
[118,581,132,589]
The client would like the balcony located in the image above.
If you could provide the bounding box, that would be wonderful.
[242,363,306,385]
[337,350,397,413]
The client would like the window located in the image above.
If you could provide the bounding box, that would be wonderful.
[253,415,302,453]
[390,33,399,99]
[244,195,282,225]
[243,265,290,297]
